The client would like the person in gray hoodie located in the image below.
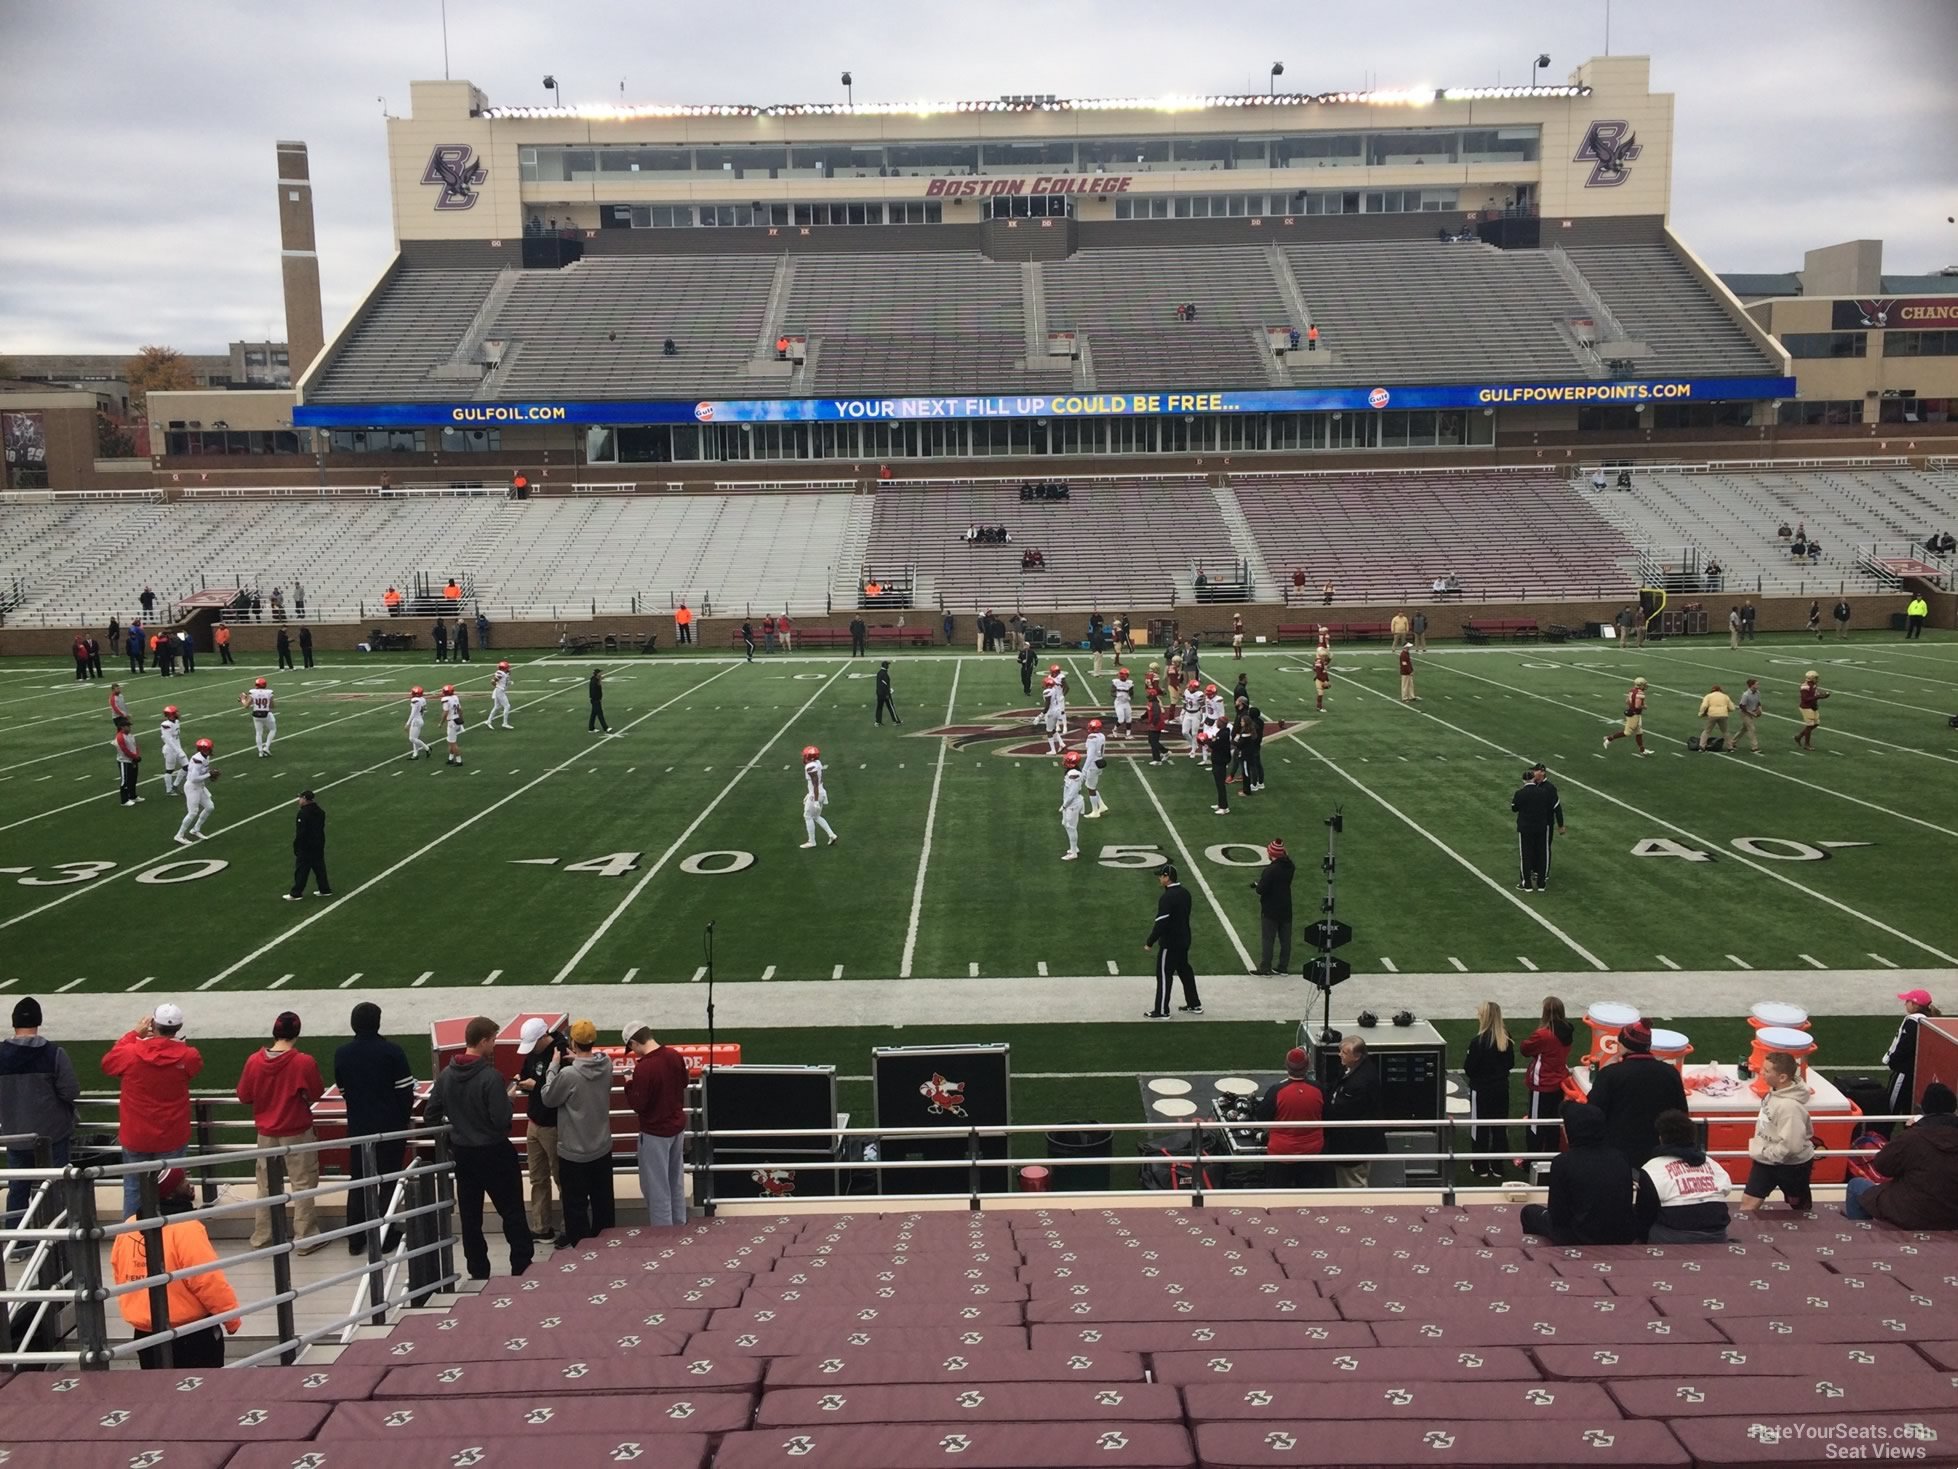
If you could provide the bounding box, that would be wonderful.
[540,1019,616,1247]
[0,998,80,1230]
[423,1016,531,1279]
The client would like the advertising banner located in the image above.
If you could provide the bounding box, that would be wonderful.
[1831,297,1958,331]
[1,410,47,488]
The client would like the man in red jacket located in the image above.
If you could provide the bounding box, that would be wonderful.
[624,1026,690,1226]
[235,1010,326,1252]
[102,1004,204,1219]
[1253,1048,1330,1190]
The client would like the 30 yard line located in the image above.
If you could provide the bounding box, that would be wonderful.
[550,662,849,984]
[899,659,962,979]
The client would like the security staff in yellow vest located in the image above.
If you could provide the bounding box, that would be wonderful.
[1906,595,1929,641]
[1696,684,1736,751]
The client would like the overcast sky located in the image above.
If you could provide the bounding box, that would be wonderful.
[2,0,1953,354]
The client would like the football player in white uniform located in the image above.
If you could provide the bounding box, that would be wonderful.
[1047,664,1069,734]
[440,684,464,765]
[1081,718,1109,818]
[245,677,276,756]
[487,661,514,729]
[1059,749,1085,860]
[1041,675,1069,755]
[800,744,838,848]
[1110,666,1135,737]
[405,685,430,758]
[1181,679,1203,759]
[158,705,185,794]
[174,737,218,844]
[1203,682,1226,736]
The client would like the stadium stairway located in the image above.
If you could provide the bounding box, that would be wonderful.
[18,1204,1958,1467]
[1208,484,1274,598]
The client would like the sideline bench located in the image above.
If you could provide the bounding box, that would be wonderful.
[1277,621,1395,643]
[1462,618,1539,644]
[731,626,936,649]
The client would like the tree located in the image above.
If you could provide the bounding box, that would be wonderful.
[124,346,195,417]
[0,354,17,381]
[95,411,135,458]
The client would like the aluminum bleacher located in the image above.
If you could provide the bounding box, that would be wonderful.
[1231,468,1639,603]
[308,271,502,403]
[15,1204,1950,1467]
[1565,245,1781,377]
[1043,246,1292,387]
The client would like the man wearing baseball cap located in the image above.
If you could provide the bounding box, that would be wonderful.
[235,1011,326,1253]
[1251,839,1295,976]
[1886,991,1940,1124]
[1253,1048,1329,1189]
[1584,1021,1687,1169]
[513,1018,562,1241]
[101,1004,204,1220]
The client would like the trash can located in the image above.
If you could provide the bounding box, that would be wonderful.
[1018,1165,1051,1193]
[1045,1124,1113,1192]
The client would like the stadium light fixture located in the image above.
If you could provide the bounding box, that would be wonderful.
[1269,62,1284,96]
[841,71,853,107]
[1531,53,1551,86]
[542,75,561,108]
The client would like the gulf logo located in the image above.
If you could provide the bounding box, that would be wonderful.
[693,401,716,422]
[1367,387,1392,410]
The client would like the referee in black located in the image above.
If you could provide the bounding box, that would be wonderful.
[1142,864,1202,1018]
[874,660,901,725]
[587,667,609,733]
[286,790,330,900]
[1510,762,1565,892]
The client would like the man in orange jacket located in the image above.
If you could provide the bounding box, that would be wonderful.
[111,1167,239,1367]
[214,622,233,665]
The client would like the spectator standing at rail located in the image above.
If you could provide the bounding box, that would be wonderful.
[0,997,80,1230]
[102,1005,203,1220]
[541,1020,615,1247]
[625,1025,690,1226]
[674,602,694,645]
[139,585,157,618]
[1739,1050,1814,1215]
[1464,1001,1516,1181]
[235,1010,326,1253]
[1519,997,1574,1165]
[1324,1037,1383,1188]
[332,1002,414,1256]
[1586,1021,1687,1169]
[1254,1048,1330,1189]
[422,1017,532,1279]
[512,1020,560,1242]
[111,1168,240,1367]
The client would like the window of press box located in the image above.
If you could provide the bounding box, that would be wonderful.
[984,194,1075,219]
[1879,396,1953,423]
[1650,401,1753,430]
[1884,330,1958,357]
[164,429,303,456]
[885,142,981,173]
[1776,399,1864,426]
[1781,331,1867,359]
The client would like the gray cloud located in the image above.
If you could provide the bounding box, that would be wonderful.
[2,0,1952,353]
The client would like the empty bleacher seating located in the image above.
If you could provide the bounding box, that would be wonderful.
[1043,246,1292,387]
[308,271,502,402]
[1565,245,1781,377]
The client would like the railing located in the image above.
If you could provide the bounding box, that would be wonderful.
[0,1125,457,1371]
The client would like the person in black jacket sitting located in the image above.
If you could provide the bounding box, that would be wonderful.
[1520,1102,1640,1245]
[1585,1021,1687,1168]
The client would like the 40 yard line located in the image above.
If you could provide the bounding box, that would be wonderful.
[899,660,962,979]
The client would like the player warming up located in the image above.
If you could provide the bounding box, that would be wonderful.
[1040,676,1066,755]
[1602,677,1651,756]
[174,738,218,844]
[1048,664,1069,734]
[1111,666,1135,737]
[113,717,142,806]
[405,686,431,758]
[440,685,464,765]
[800,745,838,848]
[1182,679,1203,759]
[1082,718,1109,818]
[487,661,514,729]
[1312,648,1331,711]
[1059,749,1085,860]
[158,705,185,794]
[245,677,276,757]
[1794,670,1829,751]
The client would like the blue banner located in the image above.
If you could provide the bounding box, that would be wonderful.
[293,377,1798,429]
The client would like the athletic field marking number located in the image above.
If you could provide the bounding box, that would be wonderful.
[135,860,229,885]
[1099,844,1168,869]
[1631,836,1845,863]
[679,850,756,876]
[1203,844,1269,867]
[564,852,643,878]
[9,860,227,886]
[17,861,117,886]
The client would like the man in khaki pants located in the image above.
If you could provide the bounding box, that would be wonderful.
[1390,610,1410,646]
[234,1011,325,1253]
[1697,683,1736,752]
[512,1018,560,1242]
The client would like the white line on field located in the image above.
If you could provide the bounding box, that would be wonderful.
[340,973,362,989]
[1106,960,1119,976]
[268,973,292,990]
[1869,953,1899,969]
[832,964,844,979]
[199,665,739,988]
[899,659,963,979]
[1726,954,1754,970]
[1447,956,1467,972]
[1798,953,1827,969]
[1036,960,1049,976]
[1656,955,1681,971]
[757,966,772,982]
[969,962,980,977]
[690,966,707,982]
[483,969,503,986]
[1125,763,1257,973]
[549,662,847,985]
[129,977,153,992]
[623,967,639,983]
[412,971,432,987]
[58,977,86,993]
[1380,958,1398,973]
[0,979,14,991]
[1518,957,1539,972]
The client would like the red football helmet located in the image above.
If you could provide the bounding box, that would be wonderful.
[253,677,268,689]
[1116,667,1130,679]
[1062,750,1083,769]
[442,685,456,696]
[497,660,510,671]
[1042,675,1055,688]
[802,745,821,762]
[1187,678,1199,689]
[1048,663,1061,675]
[162,705,178,719]
[193,737,214,754]
[1205,683,1218,696]
[410,686,424,697]
[1087,718,1103,733]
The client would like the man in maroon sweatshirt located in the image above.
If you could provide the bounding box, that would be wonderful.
[624,1025,690,1227]
[236,1010,325,1252]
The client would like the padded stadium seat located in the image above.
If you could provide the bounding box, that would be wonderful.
[1650,1279,1931,1315]
[1285,1257,1546,1288]
[447,1301,714,1334]
[1717,1308,1944,1343]
[767,1258,1023,1286]
[1024,1292,1336,1324]
[0,1363,385,1403]
[748,1278,1033,1303]
[0,1448,237,1469]
[372,1354,765,1397]
[1028,1321,1376,1354]
[1851,1266,1958,1293]
[754,1380,1184,1426]
[684,1325,1029,1357]
[320,1392,752,1439]
[1772,1229,1958,1260]
[713,1422,1197,1469]
[0,1400,331,1444]
[1529,1241,1784,1264]
[1148,1345,1542,1385]
[1533,1341,1936,1380]
[456,1276,746,1310]
[1665,1413,1958,1469]
[333,1323,687,1365]
[709,1300,1027,1329]
[1589,1259,1840,1291]
[1330,1274,1611,1311]
[1369,1311,1727,1348]
[1180,1379,1620,1423]
[761,1347,1147,1387]
[223,1435,711,1469]
[1608,1372,1958,1418]
[1191,1419,1687,1467]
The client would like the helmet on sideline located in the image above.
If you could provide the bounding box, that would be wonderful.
[442,684,456,696]
[1116,667,1129,679]
[802,745,821,761]
[194,737,214,754]
[1087,718,1102,733]
[254,677,268,689]
[1062,750,1083,769]
[410,686,424,697]
[497,660,510,671]
[162,705,178,719]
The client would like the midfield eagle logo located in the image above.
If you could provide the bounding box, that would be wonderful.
[912,706,1295,759]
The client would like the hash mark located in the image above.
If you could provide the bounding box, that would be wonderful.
[1446,956,1467,972]
[832,964,844,979]
[1798,954,1827,970]
[969,962,980,977]
[690,966,707,982]
[1656,955,1680,971]
[1036,961,1048,976]
[1725,954,1753,970]
[1106,960,1119,975]
[129,977,153,992]
[58,977,86,993]
[483,969,503,986]
[340,973,362,988]
[412,970,433,987]
[1518,957,1539,972]
[268,973,292,990]
[1868,953,1899,969]
[1380,958,1398,973]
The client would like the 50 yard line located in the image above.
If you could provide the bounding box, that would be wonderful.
[899,660,962,979]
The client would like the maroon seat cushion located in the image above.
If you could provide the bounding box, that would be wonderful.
[1717,1309,1943,1344]
[1181,1379,1619,1422]
[0,1363,384,1403]
[1029,1321,1375,1354]
[750,1278,1032,1303]
[768,1260,1024,1288]
[1609,1372,1958,1418]
[0,1400,330,1443]
[1025,1291,1334,1324]
[713,1422,1196,1468]
[1333,1278,1610,1318]
[711,1300,1026,1330]
[320,1391,752,1439]
[755,1380,1183,1425]
[1191,1419,1685,1466]
[374,1353,765,1396]
[0,1447,237,1469]
[1150,1345,1541,1385]
[763,1347,1146,1387]
[1369,1310,1726,1348]
[1533,1342,1934,1379]
[332,1323,686,1365]
[223,1434,710,1469]
[686,1325,1028,1357]
[454,1275,748,1310]
[1666,1413,1958,1469]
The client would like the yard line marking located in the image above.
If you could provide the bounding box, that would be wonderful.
[199,665,741,988]
[550,662,847,984]
[1518,956,1539,972]
[1656,955,1681,971]
[197,974,224,990]
[969,962,980,978]
[623,967,639,983]
[831,964,844,979]
[690,966,708,982]
[1447,956,1467,972]
[412,971,432,987]
[899,659,963,978]
[1347,670,1958,965]
[1869,953,1899,968]
[1036,960,1049,977]
[1726,954,1754,970]
[1106,960,1119,976]
[757,966,772,981]
[1380,958,1398,973]
[129,977,154,992]
[0,979,14,991]
[340,973,362,989]
[483,969,503,986]
[1126,761,1257,972]
[1798,953,1827,969]
[58,977,86,993]
[268,973,293,990]
[1296,741,1608,971]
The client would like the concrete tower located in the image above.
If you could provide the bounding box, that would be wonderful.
[275,141,325,383]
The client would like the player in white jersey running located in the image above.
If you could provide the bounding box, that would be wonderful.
[1182,679,1203,759]
[1059,750,1085,860]
[440,685,464,765]
[405,686,430,758]
[244,678,276,756]
[158,705,185,794]
[1110,667,1135,737]
[487,661,514,729]
[1081,718,1109,818]
[174,738,219,844]
[1040,676,1066,755]
[800,745,838,848]
[1047,664,1069,734]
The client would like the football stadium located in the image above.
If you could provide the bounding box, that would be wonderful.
[3,39,1958,1466]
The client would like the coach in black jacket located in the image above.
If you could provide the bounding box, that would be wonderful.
[1143,865,1201,1019]
[1585,1021,1687,1168]
[1520,1102,1640,1245]
[1510,763,1564,891]
[332,1002,414,1255]
[1324,1037,1384,1187]
[1252,839,1294,975]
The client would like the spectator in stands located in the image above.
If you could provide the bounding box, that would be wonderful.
[333,1002,414,1257]
[540,1019,615,1247]
[112,1167,240,1367]
[1520,996,1574,1164]
[1792,535,1808,558]
[1586,1021,1688,1169]
[1705,558,1723,591]
[1432,575,1449,596]
[140,585,157,617]
[1636,1109,1733,1242]
[275,626,293,671]
[1323,1037,1383,1188]
[383,586,403,617]
[1739,1050,1814,1215]
[1254,1048,1329,1188]
[235,1010,326,1254]
[1796,520,1807,541]
[249,590,262,621]
[1,997,80,1231]
[433,619,448,662]
[1520,1103,1640,1245]
[293,581,306,620]
[624,1025,690,1227]
[1615,469,1633,490]
[1590,467,1608,493]
[1292,568,1306,598]
[1194,569,1209,592]
[877,463,892,481]
[269,587,285,622]
[424,1017,532,1279]
[103,1005,203,1220]
[1845,1082,1958,1228]
[1288,327,1301,351]
[1307,324,1319,352]
[964,523,978,542]
[1321,581,1334,606]
[445,579,462,603]
[510,1019,560,1244]
[1185,303,1198,322]
[1464,1001,1516,1181]
[1809,537,1823,563]
[661,337,677,356]
[1776,521,1793,541]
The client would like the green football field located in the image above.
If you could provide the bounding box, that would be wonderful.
[2,632,1956,1003]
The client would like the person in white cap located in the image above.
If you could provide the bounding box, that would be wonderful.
[101,1005,204,1220]
[511,1017,562,1241]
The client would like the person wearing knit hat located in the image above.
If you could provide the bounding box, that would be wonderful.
[110,1165,240,1367]
[1252,839,1295,975]
[236,1010,327,1253]
[332,1004,416,1256]
[1885,991,1942,1127]
[1,997,81,1230]
[1254,1048,1330,1190]
[1585,1019,1686,1169]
